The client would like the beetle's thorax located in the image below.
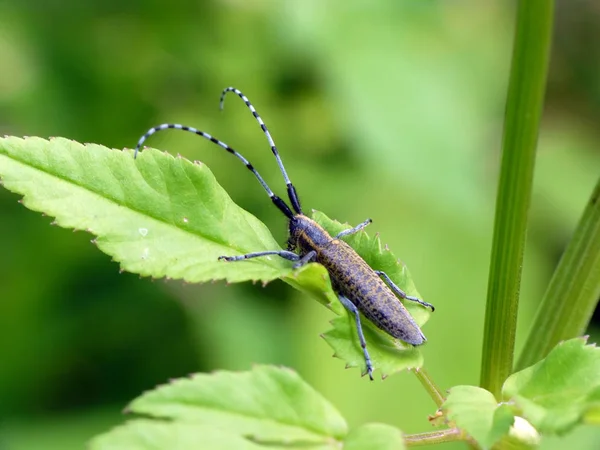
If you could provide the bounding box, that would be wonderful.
[288,215,332,254]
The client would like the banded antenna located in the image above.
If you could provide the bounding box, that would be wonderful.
[134,117,295,220]
[220,87,302,215]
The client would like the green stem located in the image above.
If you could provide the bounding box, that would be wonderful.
[517,177,600,370]
[480,0,554,397]
[412,367,445,408]
[404,428,477,448]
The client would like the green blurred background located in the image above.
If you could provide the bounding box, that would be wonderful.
[1,1,599,449]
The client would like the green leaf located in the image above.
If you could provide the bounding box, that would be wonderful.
[442,385,514,448]
[89,420,265,450]
[343,423,405,450]
[313,212,430,378]
[502,337,600,434]
[0,136,290,283]
[89,420,337,450]
[0,136,430,378]
[126,365,347,445]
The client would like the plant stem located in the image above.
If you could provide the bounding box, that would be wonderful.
[517,176,600,370]
[404,428,476,448]
[412,367,445,408]
[480,0,554,397]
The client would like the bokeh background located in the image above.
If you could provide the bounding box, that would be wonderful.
[1,1,599,449]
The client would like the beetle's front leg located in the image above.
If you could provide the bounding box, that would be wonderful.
[218,250,300,262]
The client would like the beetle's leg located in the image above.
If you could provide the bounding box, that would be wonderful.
[337,294,374,380]
[219,250,299,262]
[292,250,317,269]
[335,218,372,239]
[375,270,435,311]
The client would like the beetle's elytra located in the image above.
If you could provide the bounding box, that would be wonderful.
[135,87,434,379]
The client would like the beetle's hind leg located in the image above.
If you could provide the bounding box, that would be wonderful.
[335,218,372,239]
[219,250,299,262]
[337,294,374,380]
[375,270,435,311]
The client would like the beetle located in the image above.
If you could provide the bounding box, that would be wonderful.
[135,87,434,379]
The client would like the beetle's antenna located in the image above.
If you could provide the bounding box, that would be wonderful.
[134,124,294,219]
[220,87,302,215]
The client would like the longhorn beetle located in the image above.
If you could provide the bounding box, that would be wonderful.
[134,87,434,379]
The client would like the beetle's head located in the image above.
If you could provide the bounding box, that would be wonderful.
[287,215,331,253]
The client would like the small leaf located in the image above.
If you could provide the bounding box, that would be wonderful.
[442,385,514,448]
[343,423,405,450]
[127,366,347,445]
[502,337,600,434]
[322,314,423,378]
[89,420,264,450]
[314,212,430,378]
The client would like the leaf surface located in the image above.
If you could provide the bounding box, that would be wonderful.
[343,423,405,450]
[502,337,600,434]
[127,365,347,445]
[89,420,264,450]
[0,136,288,283]
[442,385,514,448]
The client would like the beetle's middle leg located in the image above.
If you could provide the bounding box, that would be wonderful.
[337,294,374,380]
[291,250,317,269]
[335,218,372,239]
[375,270,435,311]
